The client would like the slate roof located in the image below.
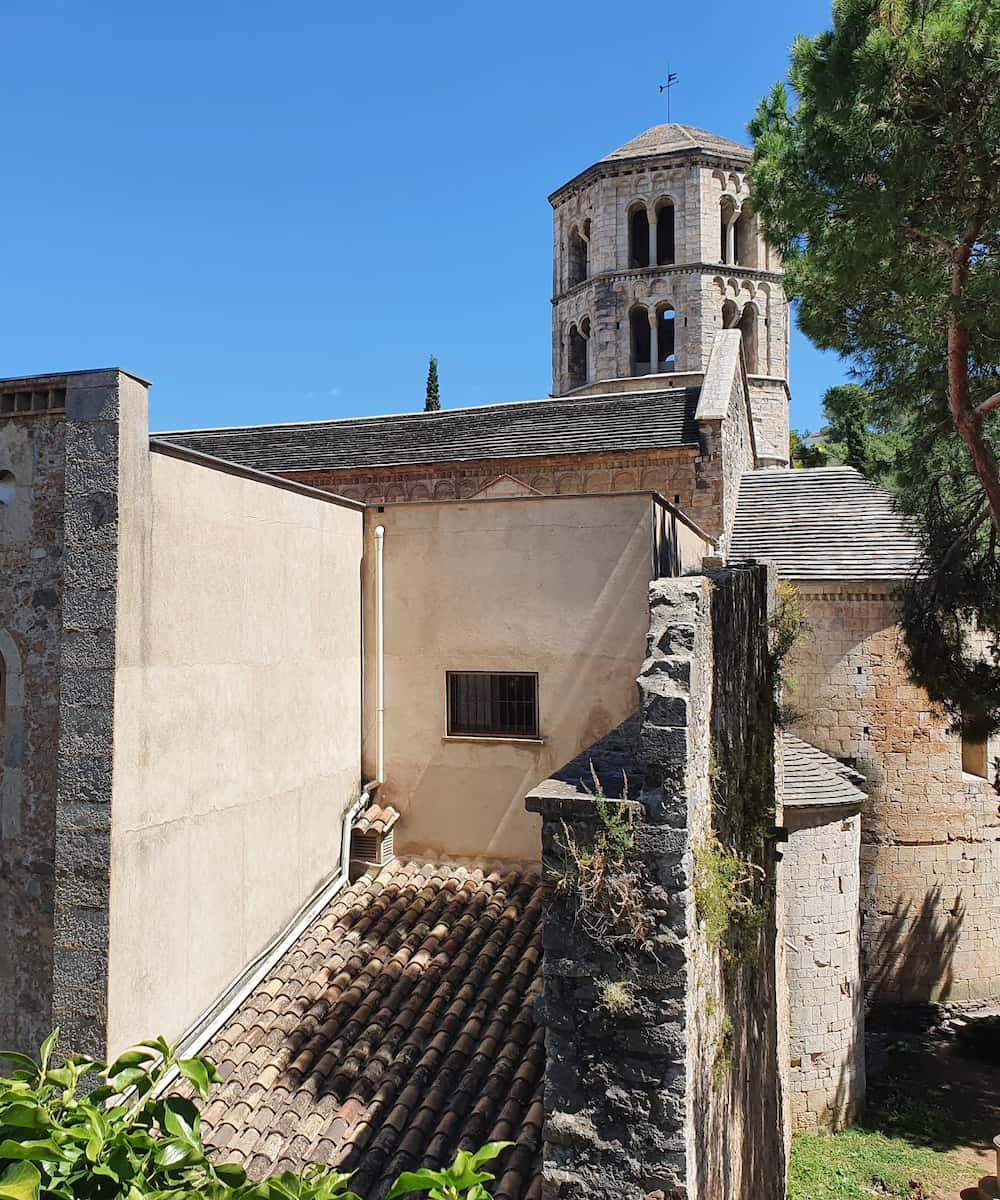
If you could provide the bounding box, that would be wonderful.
[783,735,867,810]
[156,389,701,475]
[601,123,751,164]
[192,859,544,1200]
[729,467,922,581]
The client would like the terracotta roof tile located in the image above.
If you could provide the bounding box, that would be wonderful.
[188,860,544,1200]
[353,805,400,837]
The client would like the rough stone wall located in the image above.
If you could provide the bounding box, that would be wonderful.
[51,370,142,1059]
[0,402,66,1053]
[289,445,728,544]
[527,564,786,1199]
[784,804,864,1131]
[787,582,1000,1007]
[685,565,786,1200]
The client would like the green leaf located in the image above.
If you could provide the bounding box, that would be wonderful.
[0,1104,45,1130]
[386,1169,446,1200]
[176,1057,216,1100]
[108,1049,156,1074]
[154,1139,191,1168]
[466,1142,512,1170]
[0,1138,62,1162]
[38,1032,58,1074]
[213,1161,247,1187]
[0,1161,40,1200]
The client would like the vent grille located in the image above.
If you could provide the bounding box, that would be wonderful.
[0,386,66,417]
[351,828,395,866]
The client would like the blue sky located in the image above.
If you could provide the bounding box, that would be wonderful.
[3,1,849,434]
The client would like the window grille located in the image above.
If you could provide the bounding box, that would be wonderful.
[446,671,539,739]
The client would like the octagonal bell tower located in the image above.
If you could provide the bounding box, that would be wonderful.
[549,123,790,459]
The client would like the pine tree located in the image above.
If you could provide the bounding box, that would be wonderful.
[424,356,440,412]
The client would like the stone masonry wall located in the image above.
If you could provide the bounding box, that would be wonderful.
[526,563,786,1200]
[290,444,728,544]
[50,370,145,1059]
[784,804,864,1131]
[788,582,1000,1008]
[0,395,66,1053]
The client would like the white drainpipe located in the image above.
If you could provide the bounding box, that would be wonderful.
[375,524,386,786]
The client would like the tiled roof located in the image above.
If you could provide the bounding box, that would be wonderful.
[192,859,544,1200]
[783,735,867,809]
[601,124,750,163]
[352,805,400,837]
[729,467,922,580]
[156,389,701,474]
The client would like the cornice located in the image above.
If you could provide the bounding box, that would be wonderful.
[552,262,784,305]
[549,150,752,208]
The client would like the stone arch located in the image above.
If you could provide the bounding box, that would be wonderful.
[364,486,385,504]
[433,479,458,500]
[0,471,14,508]
[722,298,740,329]
[556,472,582,495]
[734,201,759,269]
[738,302,761,374]
[720,196,737,264]
[629,304,651,374]
[408,482,431,502]
[583,470,610,492]
[567,318,589,390]
[628,200,651,269]
[653,196,676,265]
[612,470,639,491]
[567,224,588,287]
[655,302,676,370]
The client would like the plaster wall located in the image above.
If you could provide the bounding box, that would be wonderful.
[0,408,65,1053]
[107,449,363,1053]
[361,493,683,862]
[787,583,1000,1007]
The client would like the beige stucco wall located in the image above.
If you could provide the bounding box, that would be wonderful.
[108,449,363,1053]
[362,493,678,862]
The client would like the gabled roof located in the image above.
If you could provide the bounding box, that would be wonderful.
[783,735,867,810]
[729,467,921,581]
[192,859,543,1200]
[156,389,701,475]
[601,123,751,164]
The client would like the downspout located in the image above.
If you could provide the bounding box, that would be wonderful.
[375,524,385,786]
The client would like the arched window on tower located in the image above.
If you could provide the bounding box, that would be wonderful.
[630,306,651,374]
[567,320,589,390]
[656,305,676,371]
[655,200,675,265]
[734,203,758,268]
[738,304,759,374]
[629,205,650,269]
[568,225,588,288]
[721,299,739,329]
[720,196,737,264]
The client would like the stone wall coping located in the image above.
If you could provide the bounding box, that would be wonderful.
[525,783,643,820]
[0,367,152,387]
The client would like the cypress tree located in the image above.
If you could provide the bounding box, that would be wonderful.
[424,356,440,412]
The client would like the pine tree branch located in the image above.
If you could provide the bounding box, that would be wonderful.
[973,391,1000,421]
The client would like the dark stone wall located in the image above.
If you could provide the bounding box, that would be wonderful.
[527,563,786,1200]
[0,407,66,1054]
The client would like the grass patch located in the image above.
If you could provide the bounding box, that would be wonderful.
[787,1127,967,1199]
[787,1038,997,1199]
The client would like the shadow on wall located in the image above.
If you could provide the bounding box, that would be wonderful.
[866,884,965,1007]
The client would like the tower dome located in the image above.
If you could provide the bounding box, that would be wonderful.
[549,123,790,460]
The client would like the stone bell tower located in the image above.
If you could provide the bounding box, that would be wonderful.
[549,123,790,459]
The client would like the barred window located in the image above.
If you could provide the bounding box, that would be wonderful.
[446,672,539,739]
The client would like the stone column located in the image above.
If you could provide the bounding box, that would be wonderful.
[648,213,658,270]
[650,310,659,375]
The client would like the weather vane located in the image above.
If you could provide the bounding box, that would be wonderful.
[659,69,679,122]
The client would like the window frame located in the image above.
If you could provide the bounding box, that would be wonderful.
[445,670,540,741]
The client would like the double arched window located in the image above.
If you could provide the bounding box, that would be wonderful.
[567,220,590,288]
[628,201,676,269]
[630,304,676,375]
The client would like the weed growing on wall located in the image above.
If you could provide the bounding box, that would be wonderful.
[770,581,806,724]
[711,1016,734,1091]
[598,980,635,1017]
[0,1032,510,1200]
[547,766,648,949]
[694,836,766,955]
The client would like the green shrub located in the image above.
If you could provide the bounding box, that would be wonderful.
[0,1031,509,1200]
